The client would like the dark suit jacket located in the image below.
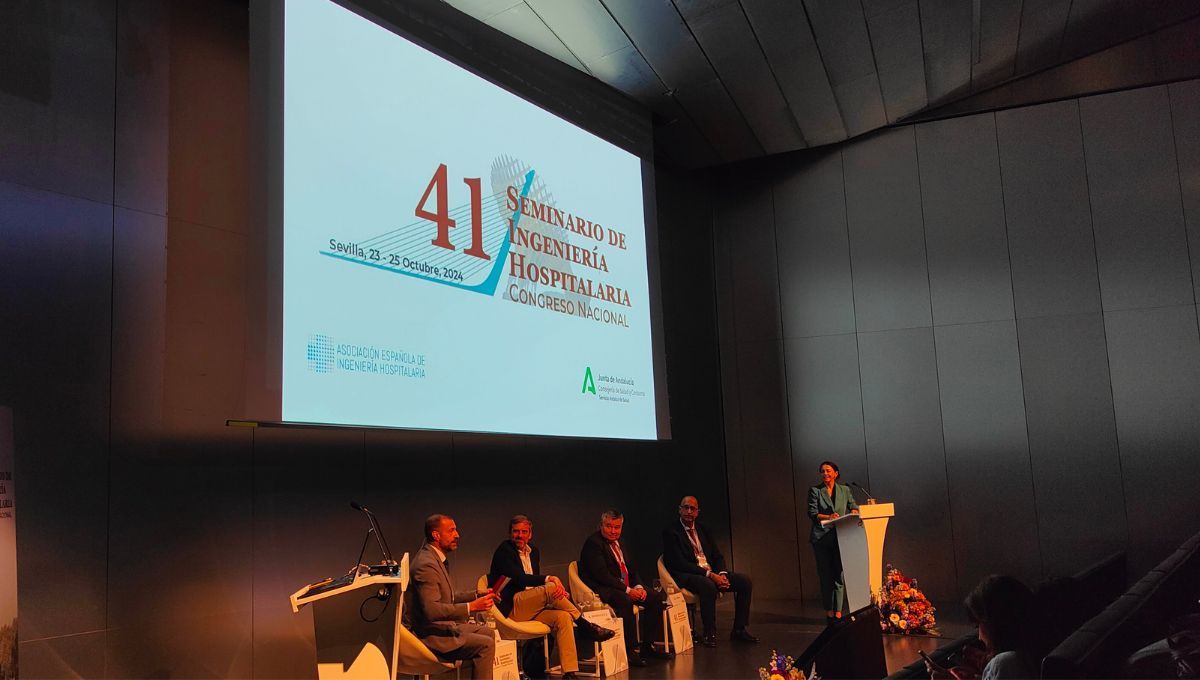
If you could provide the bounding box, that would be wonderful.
[403,543,478,653]
[488,540,548,616]
[662,520,727,578]
[579,530,644,595]
[807,483,859,543]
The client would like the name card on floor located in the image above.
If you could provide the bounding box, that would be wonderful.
[667,592,693,652]
[582,610,628,676]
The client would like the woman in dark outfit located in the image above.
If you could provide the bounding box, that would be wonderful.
[807,461,859,624]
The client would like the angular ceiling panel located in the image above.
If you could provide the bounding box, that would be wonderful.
[740,0,846,144]
[683,2,805,153]
[440,0,1200,167]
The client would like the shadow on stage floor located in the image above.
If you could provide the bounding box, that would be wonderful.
[615,598,974,679]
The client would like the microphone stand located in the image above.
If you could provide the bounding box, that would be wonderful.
[849,481,877,505]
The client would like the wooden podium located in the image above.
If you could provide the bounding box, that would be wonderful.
[821,503,895,610]
[290,553,460,679]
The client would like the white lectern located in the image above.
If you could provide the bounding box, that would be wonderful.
[821,502,895,611]
[290,553,460,679]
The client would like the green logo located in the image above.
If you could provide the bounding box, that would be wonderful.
[581,366,596,395]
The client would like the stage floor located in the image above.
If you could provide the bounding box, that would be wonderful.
[615,599,973,679]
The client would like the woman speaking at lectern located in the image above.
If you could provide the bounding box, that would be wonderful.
[807,461,859,624]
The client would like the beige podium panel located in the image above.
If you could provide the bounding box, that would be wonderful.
[820,502,895,610]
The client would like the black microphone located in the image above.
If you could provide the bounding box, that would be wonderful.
[849,481,876,503]
[348,501,396,570]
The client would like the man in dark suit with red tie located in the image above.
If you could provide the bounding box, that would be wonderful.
[662,495,757,647]
[578,509,670,667]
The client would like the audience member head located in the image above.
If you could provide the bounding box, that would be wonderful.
[965,574,1035,655]
[424,513,460,552]
[818,461,840,486]
[678,495,700,527]
[599,509,624,542]
[509,514,532,550]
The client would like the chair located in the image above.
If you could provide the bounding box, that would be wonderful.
[657,554,721,640]
[567,560,622,677]
[395,552,461,679]
[568,561,669,653]
[475,575,558,675]
[657,555,699,649]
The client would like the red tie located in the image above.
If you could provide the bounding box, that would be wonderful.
[610,542,630,587]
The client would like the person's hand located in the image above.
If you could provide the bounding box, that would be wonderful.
[830,512,840,520]
[546,575,566,598]
[468,591,499,612]
[959,643,989,672]
[629,586,647,602]
[710,572,730,589]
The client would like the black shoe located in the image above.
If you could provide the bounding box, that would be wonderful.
[699,632,718,648]
[628,651,649,667]
[730,628,759,643]
[562,673,579,679]
[576,618,616,642]
[642,645,673,660]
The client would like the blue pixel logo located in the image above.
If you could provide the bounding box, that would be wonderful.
[307,334,335,373]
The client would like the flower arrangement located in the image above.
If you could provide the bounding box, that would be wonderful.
[877,564,939,635]
[758,650,807,680]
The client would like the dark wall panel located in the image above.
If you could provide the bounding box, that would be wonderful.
[844,128,932,333]
[252,428,365,680]
[115,0,170,216]
[996,99,1101,319]
[0,0,115,203]
[773,150,856,338]
[18,633,105,680]
[105,429,253,677]
[166,0,250,235]
[733,340,801,598]
[1170,81,1200,304]
[785,333,866,600]
[857,328,956,599]
[1080,86,1193,311]
[935,321,1041,589]
[717,178,782,344]
[1016,313,1126,576]
[0,182,112,641]
[1104,305,1200,574]
[162,220,248,434]
[917,113,1014,326]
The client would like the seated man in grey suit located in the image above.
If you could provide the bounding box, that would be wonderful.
[404,514,500,679]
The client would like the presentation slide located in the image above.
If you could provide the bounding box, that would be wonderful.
[281,0,659,439]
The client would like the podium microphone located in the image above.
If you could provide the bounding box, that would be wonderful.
[349,501,397,571]
[849,481,876,504]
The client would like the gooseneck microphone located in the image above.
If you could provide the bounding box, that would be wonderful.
[349,501,397,571]
[849,481,876,503]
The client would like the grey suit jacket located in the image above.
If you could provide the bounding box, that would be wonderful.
[403,543,479,653]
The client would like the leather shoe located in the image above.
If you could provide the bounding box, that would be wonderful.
[628,651,649,667]
[699,632,718,648]
[730,628,760,643]
[576,618,616,642]
[642,645,673,660]
[562,673,579,679]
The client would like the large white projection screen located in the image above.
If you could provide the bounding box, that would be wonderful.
[281,0,663,439]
